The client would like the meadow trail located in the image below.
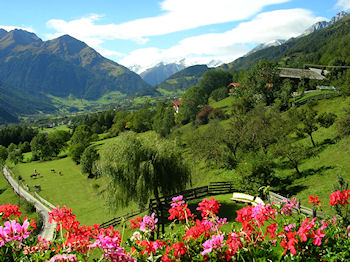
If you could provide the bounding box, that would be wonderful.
[2,166,57,241]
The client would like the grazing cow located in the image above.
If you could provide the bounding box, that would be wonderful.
[50,168,55,173]
[30,173,37,178]
[58,171,62,176]
[33,185,41,192]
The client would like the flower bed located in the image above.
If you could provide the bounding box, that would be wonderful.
[1,190,350,261]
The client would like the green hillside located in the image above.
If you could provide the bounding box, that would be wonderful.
[156,65,211,96]
[0,81,56,116]
[0,30,149,101]
[222,14,350,71]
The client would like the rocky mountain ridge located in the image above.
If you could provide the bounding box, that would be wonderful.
[0,29,149,100]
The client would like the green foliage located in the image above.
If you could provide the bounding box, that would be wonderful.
[98,132,191,209]
[0,145,8,167]
[47,130,71,156]
[109,110,130,136]
[176,85,207,124]
[237,151,276,193]
[8,143,17,153]
[297,102,336,147]
[69,125,95,163]
[69,143,86,164]
[152,101,175,137]
[273,138,315,177]
[277,79,295,110]
[19,141,31,153]
[336,107,350,137]
[130,102,153,133]
[231,95,255,115]
[318,112,337,128]
[243,106,290,153]
[30,133,50,160]
[199,69,232,96]
[187,121,235,168]
[7,149,23,165]
[0,126,38,148]
[71,125,93,146]
[225,114,250,161]
[242,60,281,105]
[81,146,99,176]
[195,105,214,125]
[210,87,229,102]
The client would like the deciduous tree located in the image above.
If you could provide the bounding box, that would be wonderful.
[152,101,175,137]
[81,146,99,177]
[98,132,191,209]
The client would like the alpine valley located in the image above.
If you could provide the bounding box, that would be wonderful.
[0,29,150,122]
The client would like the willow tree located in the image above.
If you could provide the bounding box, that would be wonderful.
[98,131,191,210]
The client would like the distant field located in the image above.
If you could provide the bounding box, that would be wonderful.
[40,124,71,134]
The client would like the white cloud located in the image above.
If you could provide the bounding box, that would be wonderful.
[44,0,296,69]
[0,25,35,33]
[119,9,325,72]
[336,0,350,10]
[46,0,290,44]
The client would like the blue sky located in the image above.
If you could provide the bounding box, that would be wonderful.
[0,0,349,72]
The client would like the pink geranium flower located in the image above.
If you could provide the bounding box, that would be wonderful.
[140,213,158,233]
[201,234,224,256]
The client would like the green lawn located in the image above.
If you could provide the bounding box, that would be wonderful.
[210,96,236,112]
[40,124,71,134]
[11,157,141,225]
[275,96,350,213]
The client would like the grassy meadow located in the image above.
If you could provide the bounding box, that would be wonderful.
[11,157,126,225]
[0,168,40,223]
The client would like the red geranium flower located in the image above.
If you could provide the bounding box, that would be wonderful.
[308,195,321,207]
[329,190,350,206]
[197,197,220,218]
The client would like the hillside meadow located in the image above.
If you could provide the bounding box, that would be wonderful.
[4,95,348,228]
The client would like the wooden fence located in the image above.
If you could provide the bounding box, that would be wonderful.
[100,181,234,228]
[268,191,327,219]
[99,208,149,229]
[100,183,329,228]
[294,92,340,106]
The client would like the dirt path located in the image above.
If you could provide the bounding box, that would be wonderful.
[2,166,57,241]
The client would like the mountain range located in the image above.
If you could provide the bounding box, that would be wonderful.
[301,11,348,37]
[140,62,187,86]
[0,29,149,101]
[1,10,349,124]
[221,12,350,71]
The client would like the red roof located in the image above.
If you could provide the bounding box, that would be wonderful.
[227,82,240,88]
[172,100,181,107]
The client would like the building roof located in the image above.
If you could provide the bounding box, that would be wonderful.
[227,82,240,88]
[172,100,181,107]
[279,68,326,80]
